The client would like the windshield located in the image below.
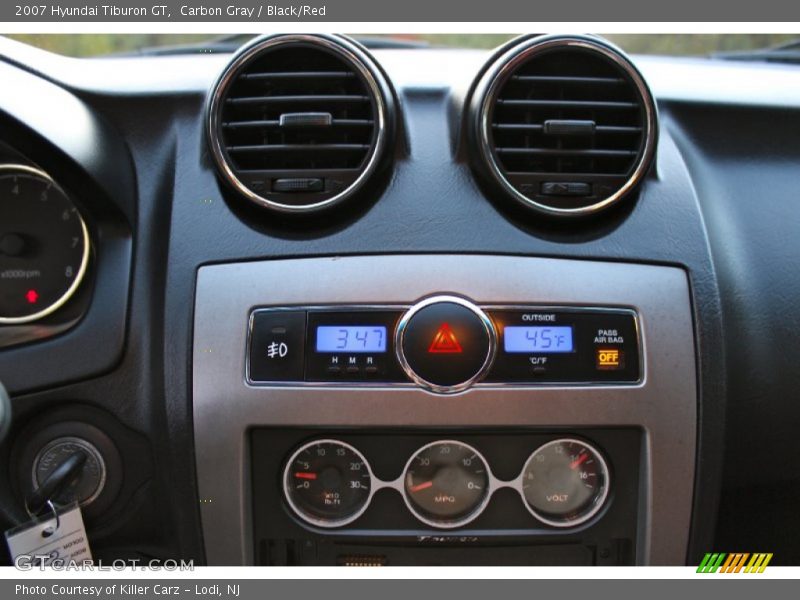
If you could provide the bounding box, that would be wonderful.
[5,33,800,59]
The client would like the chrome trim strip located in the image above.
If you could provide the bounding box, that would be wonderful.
[0,164,91,325]
[473,34,659,217]
[206,34,390,214]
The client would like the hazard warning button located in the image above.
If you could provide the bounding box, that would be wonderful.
[396,296,496,393]
[428,323,463,354]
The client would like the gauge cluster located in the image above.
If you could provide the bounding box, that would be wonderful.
[283,437,610,530]
[252,428,640,565]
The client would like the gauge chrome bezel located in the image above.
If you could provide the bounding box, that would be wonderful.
[0,164,91,325]
[517,437,611,528]
[400,440,494,529]
[282,438,377,528]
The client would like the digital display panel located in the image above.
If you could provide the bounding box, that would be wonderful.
[503,326,574,353]
[316,326,388,353]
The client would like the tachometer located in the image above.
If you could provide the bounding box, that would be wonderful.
[0,165,90,324]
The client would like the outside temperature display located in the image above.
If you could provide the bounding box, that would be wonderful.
[503,326,574,353]
[316,326,387,353]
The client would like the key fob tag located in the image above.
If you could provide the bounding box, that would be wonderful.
[5,502,92,568]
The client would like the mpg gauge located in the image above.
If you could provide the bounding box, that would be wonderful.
[402,440,491,528]
[0,165,90,324]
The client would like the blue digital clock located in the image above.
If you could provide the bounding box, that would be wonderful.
[316,326,388,353]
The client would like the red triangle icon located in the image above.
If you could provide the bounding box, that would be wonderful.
[428,323,463,354]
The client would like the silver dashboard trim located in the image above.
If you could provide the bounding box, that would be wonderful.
[193,254,696,565]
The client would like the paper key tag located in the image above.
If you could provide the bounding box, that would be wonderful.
[5,503,92,568]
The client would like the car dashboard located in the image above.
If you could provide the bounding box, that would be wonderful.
[0,33,799,567]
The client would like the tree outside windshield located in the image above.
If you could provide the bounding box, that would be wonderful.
[5,33,798,58]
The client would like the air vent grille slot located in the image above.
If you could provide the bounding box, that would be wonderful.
[475,38,657,216]
[221,46,375,172]
[208,36,392,213]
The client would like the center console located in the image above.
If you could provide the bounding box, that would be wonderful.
[192,254,696,565]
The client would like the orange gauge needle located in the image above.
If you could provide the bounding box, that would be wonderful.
[570,453,589,470]
[409,481,434,493]
[294,472,318,480]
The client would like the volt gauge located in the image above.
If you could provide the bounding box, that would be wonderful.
[520,438,610,527]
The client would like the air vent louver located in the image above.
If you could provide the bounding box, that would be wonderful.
[207,34,393,213]
[470,35,657,217]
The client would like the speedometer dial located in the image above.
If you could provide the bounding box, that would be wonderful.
[0,165,90,324]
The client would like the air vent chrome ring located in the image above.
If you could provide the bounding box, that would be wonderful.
[470,35,658,218]
[207,34,394,214]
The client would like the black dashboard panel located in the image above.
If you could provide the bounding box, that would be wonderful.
[0,34,798,565]
[0,59,134,394]
[666,103,800,563]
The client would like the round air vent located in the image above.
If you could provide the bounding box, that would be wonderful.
[207,34,395,214]
[468,35,657,217]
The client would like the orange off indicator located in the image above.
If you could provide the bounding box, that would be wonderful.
[596,348,622,370]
